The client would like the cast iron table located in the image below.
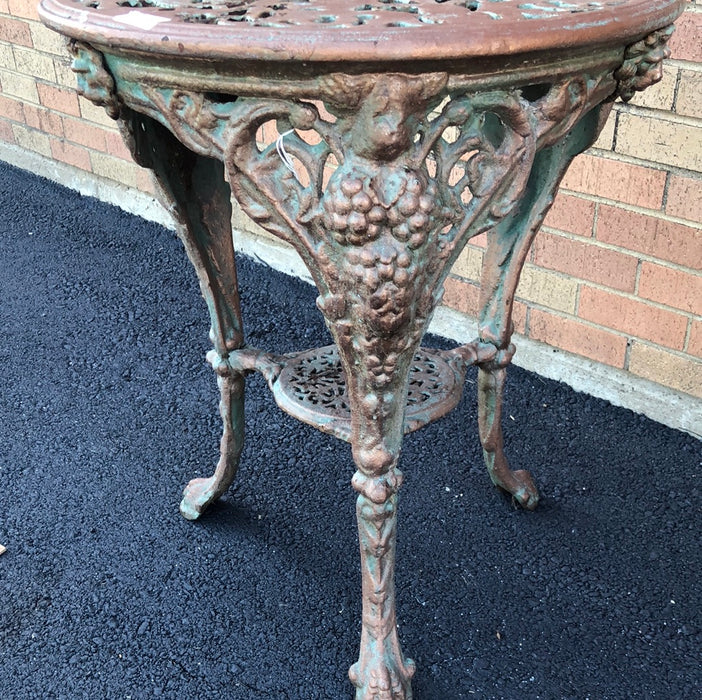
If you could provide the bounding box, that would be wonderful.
[38,1,685,696]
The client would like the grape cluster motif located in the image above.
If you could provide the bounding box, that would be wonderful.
[347,245,415,294]
[322,165,442,249]
[345,241,429,339]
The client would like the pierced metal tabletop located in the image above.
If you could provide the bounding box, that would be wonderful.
[40,0,684,62]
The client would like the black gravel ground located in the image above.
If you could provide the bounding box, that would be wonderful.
[0,160,700,699]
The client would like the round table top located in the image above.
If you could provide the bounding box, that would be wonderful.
[39,0,685,63]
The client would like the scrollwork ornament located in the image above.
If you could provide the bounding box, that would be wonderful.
[68,40,120,119]
[615,25,675,102]
[101,63,617,480]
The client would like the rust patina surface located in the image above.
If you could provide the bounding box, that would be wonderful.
[38,1,685,697]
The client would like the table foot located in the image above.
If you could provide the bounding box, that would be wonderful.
[349,655,415,700]
[180,373,245,520]
[491,467,539,511]
[180,475,224,521]
[478,365,540,510]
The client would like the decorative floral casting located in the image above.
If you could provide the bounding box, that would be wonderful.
[286,346,447,413]
[272,344,463,443]
[349,469,416,700]
[615,25,675,102]
[62,17,679,698]
[87,56,618,480]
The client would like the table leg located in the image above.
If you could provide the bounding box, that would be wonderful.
[476,106,610,508]
[349,470,416,700]
[180,369,245,521]
[478,361,539,508]
[121,110,246,519]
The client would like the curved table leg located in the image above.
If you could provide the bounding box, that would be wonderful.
[476,105,611,509]
[180,370,245,520]
[122,109,246,519]
[478,361,539,510]
[311,337,417,698]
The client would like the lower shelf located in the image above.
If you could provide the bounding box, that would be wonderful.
[271,344,466,442]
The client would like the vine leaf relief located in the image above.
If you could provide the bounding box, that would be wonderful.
[68,41,643,273]
[115,69,613,268]
[72,52,618,453]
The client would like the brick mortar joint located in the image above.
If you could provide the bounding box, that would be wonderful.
[662,169,672,210]
[0,110,25,126]
[12,44,59,58]
[11,122,52,136]
[633,257,643,297]
[614,101,702,128]
[591,198,600,244]
[667,58,702,72]
[584,146,702,179]
[62,113,119,130]
[0,66,64,89]
[682,318,694,354]
[3,14,43,22]
[445,273,479,287]
[554,191,702,230]
[576,278,701,319]
[629,337,702,364]
[48,133,101,150]
[671,58,683,114]
[623,334,633,370]
[16,45,72,60]
[520,260,582,282]
[539,224,702,272]
[526,304,701,361]
[526,302,629,334]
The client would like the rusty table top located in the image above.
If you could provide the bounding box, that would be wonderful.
[39,0,685,65]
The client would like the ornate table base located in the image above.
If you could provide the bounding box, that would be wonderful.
[38,0,683,694]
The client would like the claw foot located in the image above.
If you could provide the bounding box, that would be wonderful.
[493,469,539,510]
[179,476,221,520]
[349,656,416,700]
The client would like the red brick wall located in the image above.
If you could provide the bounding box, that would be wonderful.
[0,0,151,187]
[1,0,700,400]
[442,2,702,399]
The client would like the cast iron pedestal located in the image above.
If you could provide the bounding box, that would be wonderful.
[38,1,685,696]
